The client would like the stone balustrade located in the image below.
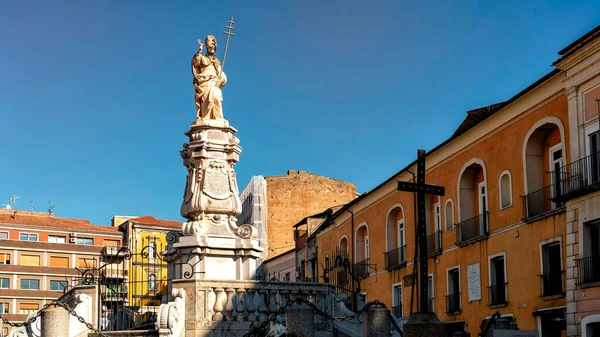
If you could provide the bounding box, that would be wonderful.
[173,279,336,335]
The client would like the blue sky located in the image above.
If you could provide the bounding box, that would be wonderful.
[0,1,598,225]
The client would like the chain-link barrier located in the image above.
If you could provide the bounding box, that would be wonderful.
[243,298,403,337]
[0,299,109,337]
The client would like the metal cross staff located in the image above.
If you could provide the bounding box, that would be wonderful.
[219,17,235,77]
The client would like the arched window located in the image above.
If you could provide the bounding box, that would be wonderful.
[325,255,331,270]
[445,199,454,230]
[499,171,512,209]
[148,274,157,292]
[148,241,157,259]
[339,236,348,252]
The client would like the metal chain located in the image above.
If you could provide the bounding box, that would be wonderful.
[0,299,109,337]
[244,297,404,337]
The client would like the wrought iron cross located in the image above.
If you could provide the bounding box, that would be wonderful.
[397,149,445,313]
[220,17,235,76]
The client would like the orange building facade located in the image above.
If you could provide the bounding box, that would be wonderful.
[313,25,600,337]
[0,209,123,336]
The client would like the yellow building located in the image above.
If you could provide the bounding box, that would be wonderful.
[114,216,181,308]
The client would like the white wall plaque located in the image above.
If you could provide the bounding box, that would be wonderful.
[467,263,481,302]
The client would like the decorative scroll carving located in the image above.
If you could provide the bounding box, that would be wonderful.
[157,288,186,337]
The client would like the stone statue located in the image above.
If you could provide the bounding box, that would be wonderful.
[192,35,227,120]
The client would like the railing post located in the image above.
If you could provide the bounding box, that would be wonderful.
[363,306,390,337]
[41,307,69,337]
[286,303,314,337]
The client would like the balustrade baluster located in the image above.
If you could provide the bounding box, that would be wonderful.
[257,289,269,322]
[246,289,257,322]
[279,289,289,311]
[235,288,246,321]
[212,288,225,321]
[224,288,235,321]
[268,290,279,314]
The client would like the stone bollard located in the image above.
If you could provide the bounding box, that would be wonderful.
[41,307,70,337]
[363,306,391,337]
[286,303,314,337]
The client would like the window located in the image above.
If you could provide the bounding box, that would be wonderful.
[489,254,507,306]
[148,274,157,292]
[20,254,40,266]
[325,255,331,270]
[20,279,40,290]
[48,235,66,243]
[1,302,9,314]
[499,171,512,209]
[49,256,69,268]
[19,233,38,241]
[0,252,10,265]
[541,242,563,297]
[445,199,454,230]
[0,231,8,240]
[550,145,564,204]
[0,278,9,289]
[77,257,96,269]
[104,239,120,247]
[579,222,600,284]
[75,237,94,245]
[434,201,441,232]
[428,275,434,313]
[446,267,460,314]
[148,242,157,259]
[285,272,291,282]
[392,283,403,318]
[49,280,68,292]
[19,303,39,314]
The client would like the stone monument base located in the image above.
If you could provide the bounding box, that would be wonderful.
[403,312,446,337]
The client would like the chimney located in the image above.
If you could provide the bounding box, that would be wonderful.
[287,170,296,175]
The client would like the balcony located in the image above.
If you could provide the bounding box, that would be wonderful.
[521,184,565,222]
[576,256,600,285]
[456,212,489,246]
[539,271,564,298]
[102,246,128,258]
[384,246,406,271]
[392,304,403,318]
[354,258,370,280]
[551,151,600,202]
[488,283,507,307]
[427,230,442,257]
[445,292,461,315]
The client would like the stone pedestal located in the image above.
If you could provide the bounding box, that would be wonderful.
[173,118,263,281]
[403,312,446,337]
[41,307,69,337]
[363,307,391,337]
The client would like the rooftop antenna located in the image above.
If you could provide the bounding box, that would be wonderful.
[9,195,19,209]
[30,200,35,211]
[48,200,54,215]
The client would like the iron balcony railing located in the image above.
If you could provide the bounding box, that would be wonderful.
[392,304,403,318]
[551,151,600,202]
[385,246,406,270]
[576,256,600,285]
[539,270,564,297]
[354,258,370,279]
[445,292,461,314]
[337,269,349,285]
[488,283,507,306]
[521,184,565,221]
[456,212,489,245]
[427,230,442,256]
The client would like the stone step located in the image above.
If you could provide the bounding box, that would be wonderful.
[88,330,158,337]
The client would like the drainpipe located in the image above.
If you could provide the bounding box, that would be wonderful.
[345,208,357,311]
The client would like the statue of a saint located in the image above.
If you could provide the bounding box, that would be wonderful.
[192,35,227,120]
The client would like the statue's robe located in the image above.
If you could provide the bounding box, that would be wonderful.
[192,54,227,120]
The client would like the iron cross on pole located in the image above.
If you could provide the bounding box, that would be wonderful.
[219,17,235,77]
[397,149,445,313]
